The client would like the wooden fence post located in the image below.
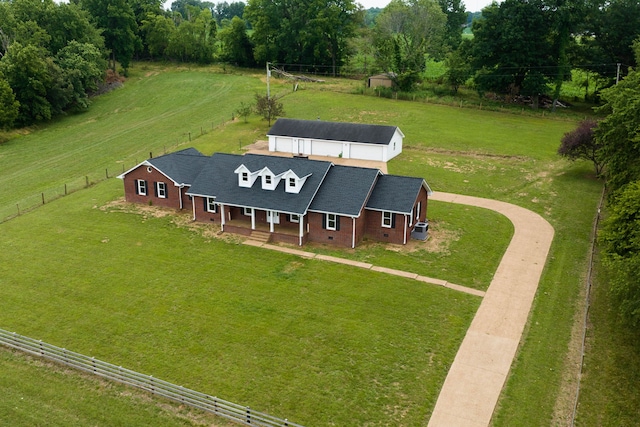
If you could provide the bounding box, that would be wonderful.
[16,204,20,216]
[105,168,109,179]
[85,176,89,187]
[42,193,45,205]
[64,184,67,195]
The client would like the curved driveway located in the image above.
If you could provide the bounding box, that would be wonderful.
[427,192,555,427]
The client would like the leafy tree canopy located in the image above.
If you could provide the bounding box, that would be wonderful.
[558,119,605,176]
[595,66,640,193]
[245,0,361,74]
[372,0,446,91]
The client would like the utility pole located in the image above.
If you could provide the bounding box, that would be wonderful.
[266,62,271,99]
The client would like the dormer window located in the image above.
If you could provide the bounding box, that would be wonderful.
[242,172,248,182]
[265,175,272,185]
[289,177,296,187]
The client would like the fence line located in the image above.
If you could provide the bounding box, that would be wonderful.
[570,185,606,426]
[0,328,304,427]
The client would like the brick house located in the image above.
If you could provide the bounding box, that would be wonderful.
[267,118,404,162]
[119,150,431,248]
[117,148,207,210]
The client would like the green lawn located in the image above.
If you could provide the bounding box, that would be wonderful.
[0,348,232,427]
[0,62,612,425]
[0,178,481,426]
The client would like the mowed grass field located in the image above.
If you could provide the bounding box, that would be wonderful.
[0,63,606,425]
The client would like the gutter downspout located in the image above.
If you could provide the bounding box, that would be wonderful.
[403,214,407,245]
[352,217,356,248]
[299,216,304,246]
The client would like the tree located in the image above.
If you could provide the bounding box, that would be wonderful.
[56,41,106,110]
[0,76,19,130]
[558,119,605,176]
[166,9,216,63]
[594,67,640,194]
[0,42,54,125]
[141,13,176,58]
[444,42,471,93]
[219,16,254,67]
[599,181,640,326]
[214,1,246,24]
[245,0,360,72]
[438,0,466,53]
[80,0,139,73]
[372,0,446,91]
[255,93,284,126]
[471,0,553,106]
[235,101,253,123]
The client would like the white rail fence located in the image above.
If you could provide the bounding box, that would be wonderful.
[0,328,304,427]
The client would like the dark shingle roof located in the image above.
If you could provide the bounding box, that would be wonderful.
[147,148,207,185]
[267,118,400,145]
[309,165,380,216]
[187,153,332,215]
[366,175,428,214]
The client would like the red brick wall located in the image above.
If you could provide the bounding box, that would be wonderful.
[307,212,354,247]
[364,210,408,245]
[193,196,222,223]
[122,165,182,209]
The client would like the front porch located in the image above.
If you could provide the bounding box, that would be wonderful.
[222,218,308,246]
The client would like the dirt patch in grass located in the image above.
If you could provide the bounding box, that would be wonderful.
[404,145,529,161]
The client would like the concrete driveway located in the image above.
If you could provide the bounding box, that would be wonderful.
[427,192,555,427]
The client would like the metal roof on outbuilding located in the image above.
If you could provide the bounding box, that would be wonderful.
[267,118,402,145]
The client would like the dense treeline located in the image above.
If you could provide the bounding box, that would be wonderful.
[1,0,638,128]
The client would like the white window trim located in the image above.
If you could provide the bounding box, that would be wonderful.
[241,172,249,182]
[157,182,167,199]
[288,177,296,187]
[290,214,299,223]
[265,175,272,185]
[382,211,393,228]
[207,197,217,213]
[137,179,147,196]
[326,213,337,231]
[244,207,253,216]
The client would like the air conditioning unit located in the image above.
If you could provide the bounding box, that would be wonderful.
[411,221,429,240]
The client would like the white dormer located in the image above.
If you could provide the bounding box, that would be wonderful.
[258,167,285,191]
[283,170,311,194]
[234,164,260,188]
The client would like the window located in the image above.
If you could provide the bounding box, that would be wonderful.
[206,197,217,213]
[326,213,337,231]
[265,175,272,185]
[156,182,167,198]
[244,207,253,216]
[382,211,395,228]
[288,177,296,188]
[241,172,248,182]
[290,214,299,223]
[136,179,147,196]
[382,211,393,228]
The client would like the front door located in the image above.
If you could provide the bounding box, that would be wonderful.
[267,210,280,224]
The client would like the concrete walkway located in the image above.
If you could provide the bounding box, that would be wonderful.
[427,192,555,426]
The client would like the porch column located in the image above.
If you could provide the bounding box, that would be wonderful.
[179,187,183,210]
[299,215,304,246]
[251,209,256,230]
[220,204,226,231]
[269,210,274,233]
[191,197,196,220]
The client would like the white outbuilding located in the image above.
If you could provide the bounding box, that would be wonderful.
[267,118,404,162]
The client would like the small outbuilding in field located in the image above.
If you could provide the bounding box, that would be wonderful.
[267,118,404,162]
